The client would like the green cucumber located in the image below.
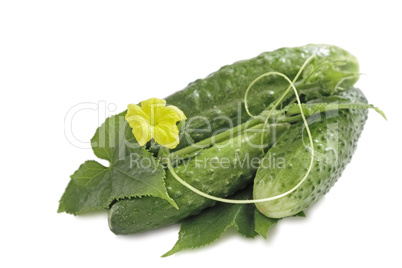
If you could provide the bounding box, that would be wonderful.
[166,44,359,143]
[109,123,289,234]
[253,88,368,218]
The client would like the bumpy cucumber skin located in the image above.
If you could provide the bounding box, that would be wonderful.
[253,88,368,218]
[109,124,289,234]
[166,44,359,142]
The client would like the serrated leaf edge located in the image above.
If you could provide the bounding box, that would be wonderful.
[162,204,257,257]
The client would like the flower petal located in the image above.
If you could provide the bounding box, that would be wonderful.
[156,105,187,125]
[126,104,149,121]
[125,114,152,146]
[154,123,180,149]
[140,98,166,119]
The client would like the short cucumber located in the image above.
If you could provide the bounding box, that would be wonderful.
[253,88,368,218]
[109,123,289,234]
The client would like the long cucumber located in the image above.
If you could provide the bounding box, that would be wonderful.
[109,123,289,234]
[166,44,359,143]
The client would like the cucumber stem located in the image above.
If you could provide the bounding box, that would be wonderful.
[162,115,265,165]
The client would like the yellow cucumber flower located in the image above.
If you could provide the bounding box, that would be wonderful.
[125,98,187,149]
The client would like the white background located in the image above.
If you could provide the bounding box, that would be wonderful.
[1,0,401,267]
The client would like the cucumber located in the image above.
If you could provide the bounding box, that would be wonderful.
[253,88,368,218]
[109,123,290,234]
[166,44,359,143]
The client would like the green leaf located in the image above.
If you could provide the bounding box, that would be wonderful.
[58,112,177,215]
[163,187,257,257]
[253,209,305,239]
[90,111,133,162]
[254,209,278,239]
[295,211,306,217]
